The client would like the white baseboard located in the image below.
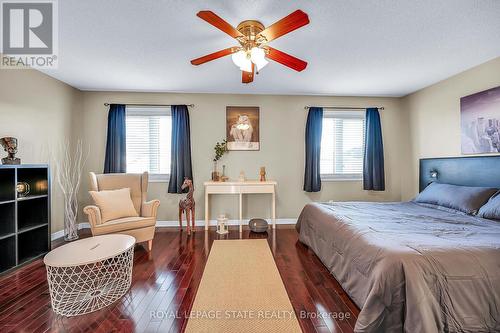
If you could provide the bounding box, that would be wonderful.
[51,218,297,241]
[51,223,90,241]
[155,218,297,227]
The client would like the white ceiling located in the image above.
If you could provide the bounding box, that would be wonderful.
[40,0,500,96]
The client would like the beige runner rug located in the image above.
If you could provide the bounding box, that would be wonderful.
[185,239,302,333]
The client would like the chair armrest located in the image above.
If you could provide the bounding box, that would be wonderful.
[142,199,160,218]
[83,205,102,228]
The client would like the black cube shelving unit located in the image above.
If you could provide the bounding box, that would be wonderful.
[0,164,50,274]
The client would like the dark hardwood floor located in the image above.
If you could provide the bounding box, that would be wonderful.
[0,226,359,333]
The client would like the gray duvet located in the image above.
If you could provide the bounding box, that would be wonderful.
[296,202,500,333]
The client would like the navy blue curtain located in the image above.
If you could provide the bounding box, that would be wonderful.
[303,107,323,192]
[168,105,193,194]
[363,108,385,191]
[104,104,126,173]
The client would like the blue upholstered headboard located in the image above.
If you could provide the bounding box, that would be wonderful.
[419,156,500,192]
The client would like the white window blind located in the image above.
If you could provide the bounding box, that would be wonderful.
[320,111,365,180]
[125,106,171,179]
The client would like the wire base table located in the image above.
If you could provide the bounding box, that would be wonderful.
[44,234,135,317]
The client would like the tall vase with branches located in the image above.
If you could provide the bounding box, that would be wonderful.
[54,140,88,241]
[212,139,228,181]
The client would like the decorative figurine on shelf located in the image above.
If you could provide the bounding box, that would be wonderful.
[238,170,246,182]
[16,182,30,197]
[212,139,228,181]
[216,214,229,235]
[260,166,266,182]
[179,178,196,235]
[1,137,21,165]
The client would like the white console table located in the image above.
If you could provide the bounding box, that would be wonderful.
[204,180,277,233]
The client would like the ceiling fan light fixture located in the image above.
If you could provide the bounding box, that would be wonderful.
[231,50,252,72]
[250,47,268,71]
[231,50,246,67]
[239,58,253,72]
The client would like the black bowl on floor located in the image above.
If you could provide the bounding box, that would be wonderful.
[248,218,269,233]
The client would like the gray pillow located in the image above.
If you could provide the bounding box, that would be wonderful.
[414,182,497,215]
[478,192,500,220]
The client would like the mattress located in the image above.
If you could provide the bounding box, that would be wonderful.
[296,201,500,333]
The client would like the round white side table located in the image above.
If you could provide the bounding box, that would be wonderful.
[44,234,135,317]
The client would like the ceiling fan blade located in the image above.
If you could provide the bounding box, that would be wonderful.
[242,64,254,83]
[257,10,309,42]
[191,47,238,65]
[266,47,307,72]
[197,11,244,39]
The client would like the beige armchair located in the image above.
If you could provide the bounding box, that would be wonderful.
[83,172,160,251]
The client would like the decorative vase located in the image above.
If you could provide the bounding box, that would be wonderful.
[212,160,220,181]
[220,165,228,182]
[238,170,246,182]
[64,196,79,241]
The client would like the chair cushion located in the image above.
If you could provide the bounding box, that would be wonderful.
[93,216,156,235]
[89,188,139,223]
[92,173,148,215]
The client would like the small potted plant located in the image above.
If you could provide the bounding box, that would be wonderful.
[212,139,228,181]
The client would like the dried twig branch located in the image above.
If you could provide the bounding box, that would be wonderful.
[53,139,89,241]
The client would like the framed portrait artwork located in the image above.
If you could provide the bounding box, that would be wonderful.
[226,106,260,151]
[461,86,500,154]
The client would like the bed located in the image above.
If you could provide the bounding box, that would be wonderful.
[296,156,500,333]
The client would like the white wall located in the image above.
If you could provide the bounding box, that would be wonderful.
[80,92,408,223]
[401,57,500,199]
[0,69,82,232]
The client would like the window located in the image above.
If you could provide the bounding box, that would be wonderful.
[320,111,365,180]
[125,106,171,181]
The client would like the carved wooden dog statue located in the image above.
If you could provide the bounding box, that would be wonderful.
[179,178,195,235]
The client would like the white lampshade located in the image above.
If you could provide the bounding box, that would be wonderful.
[231,50,246,67]
[239,59,252,72]
[232,50,253,72]
[250,47,268,71]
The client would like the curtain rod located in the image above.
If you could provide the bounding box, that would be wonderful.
[304,106,384,110]
[104,103,195,107]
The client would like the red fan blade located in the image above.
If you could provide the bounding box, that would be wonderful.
[191,47,239,65]
[242,63,254,83]
[266,47,307,72]
[257,10,309,42]
[197,11,244,39]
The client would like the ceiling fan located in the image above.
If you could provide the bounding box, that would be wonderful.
[190,10,310,83]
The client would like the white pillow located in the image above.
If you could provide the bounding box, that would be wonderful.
[89,188,138,223]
